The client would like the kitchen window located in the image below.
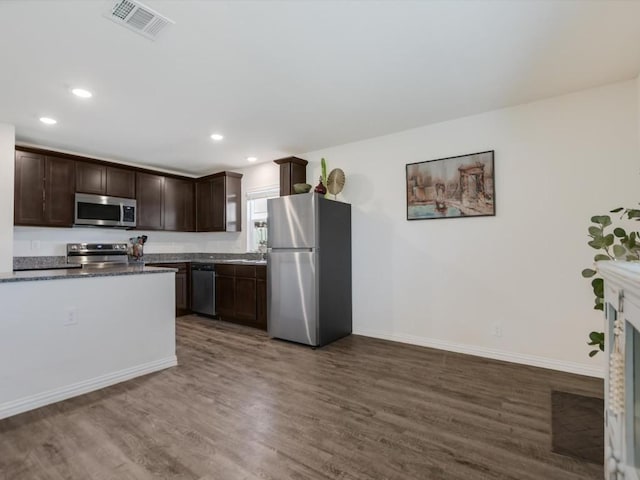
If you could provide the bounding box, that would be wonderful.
[246,187,279,253]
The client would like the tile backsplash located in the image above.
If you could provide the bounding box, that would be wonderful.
[13,226,246,256]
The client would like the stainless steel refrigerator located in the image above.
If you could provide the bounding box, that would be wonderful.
[267,193,352,347]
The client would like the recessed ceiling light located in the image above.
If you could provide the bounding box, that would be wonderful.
[39,117,57,125]
[210,133,224,141]
[71,88,93,98]
[247,157,257,162]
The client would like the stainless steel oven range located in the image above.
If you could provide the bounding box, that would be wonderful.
[66,243,129,268]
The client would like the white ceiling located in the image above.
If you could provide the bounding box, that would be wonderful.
[1,0,640,175]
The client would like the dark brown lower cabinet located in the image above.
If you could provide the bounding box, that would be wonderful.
[147,263,190,317]
[215,264,267,330]
[256,277,267,328]
[215,268,235,318]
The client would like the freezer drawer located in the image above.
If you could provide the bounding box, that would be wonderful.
[268,251,318,345]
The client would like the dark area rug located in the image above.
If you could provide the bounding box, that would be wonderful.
[551,390,604,464]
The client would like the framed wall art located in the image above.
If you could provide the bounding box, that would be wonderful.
[406,150,495,220]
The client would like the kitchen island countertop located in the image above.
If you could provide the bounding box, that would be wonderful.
[0,265,176,283]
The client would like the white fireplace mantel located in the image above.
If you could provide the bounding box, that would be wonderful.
[599,261,640,480]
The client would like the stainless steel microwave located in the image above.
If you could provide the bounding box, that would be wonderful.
[74,193,136,228]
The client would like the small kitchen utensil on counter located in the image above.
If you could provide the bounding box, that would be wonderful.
[129,235,148,262]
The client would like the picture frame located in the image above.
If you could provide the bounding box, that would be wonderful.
[406,150,495,221]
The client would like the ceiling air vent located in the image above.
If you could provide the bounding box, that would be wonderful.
[104,0,174,41]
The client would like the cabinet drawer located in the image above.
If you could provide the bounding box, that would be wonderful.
[235,265,256,278]
[215,264,235,277]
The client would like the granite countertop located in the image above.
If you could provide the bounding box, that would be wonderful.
[14,253,266,271]
[0,265,177,283]
[193,259,267,266]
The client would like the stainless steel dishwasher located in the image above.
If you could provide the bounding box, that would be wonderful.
[191,263,216,316]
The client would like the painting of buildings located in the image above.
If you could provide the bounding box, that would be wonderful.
[406,151,495,220]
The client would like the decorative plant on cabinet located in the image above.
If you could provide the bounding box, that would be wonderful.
[582,206,640,356]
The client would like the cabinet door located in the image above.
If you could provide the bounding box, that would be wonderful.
[182,181,195,232]
[44,156,75,227]
[175,271,189,314]
[256,268,267,330]
[215,275,235,318]
[106,166,135,198]
[196,180,213,232]
[211,177,225,231]
[75,162,106,195]
[235,277,257,322]
[165,177,194,232]
[225,175,242,232]
[136,172,164,230]
[14,151,45,225]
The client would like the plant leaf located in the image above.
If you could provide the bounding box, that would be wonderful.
[581,268,597,278]
[588,239,604,249]
[588,226,601,237]
[589,331,604,342]
[604,234,615,246]
[589,350,598,357]
[614,227,627,238]
[594,254,611,261]
[610,207,624,213]
[613,244,627,258]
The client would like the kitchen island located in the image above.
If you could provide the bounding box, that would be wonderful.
[0,265,177,419]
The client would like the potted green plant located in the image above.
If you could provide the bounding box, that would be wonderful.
[582,206,640,356]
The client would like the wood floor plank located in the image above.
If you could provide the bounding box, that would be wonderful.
[0,315,603,479]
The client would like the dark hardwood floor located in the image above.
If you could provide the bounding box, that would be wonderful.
[0,316,603,479]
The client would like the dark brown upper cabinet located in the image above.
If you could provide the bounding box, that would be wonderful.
[14,146,242,233]
[75,161,105,195]
[196,172,242,232]
[274,156,308,196]
[45,158,76,226]
[164,177,194,232]
[106,166,136,198]
[136,172,165,230]
[14,151,45,225]
[15,151,75,227]
[76,161,135,198]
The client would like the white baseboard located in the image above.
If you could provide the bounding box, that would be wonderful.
[0,356,178,420]
[353,328,604,378]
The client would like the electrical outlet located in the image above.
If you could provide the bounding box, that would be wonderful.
[64,307,79,326]
[491,322,502,337]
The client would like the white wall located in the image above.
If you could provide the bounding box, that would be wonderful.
[13,158,280,257]
[302,80,639,377]
[637,73,640,147]
[0,124,15,272]
[13,227,241,257]
[0,272,177,419]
